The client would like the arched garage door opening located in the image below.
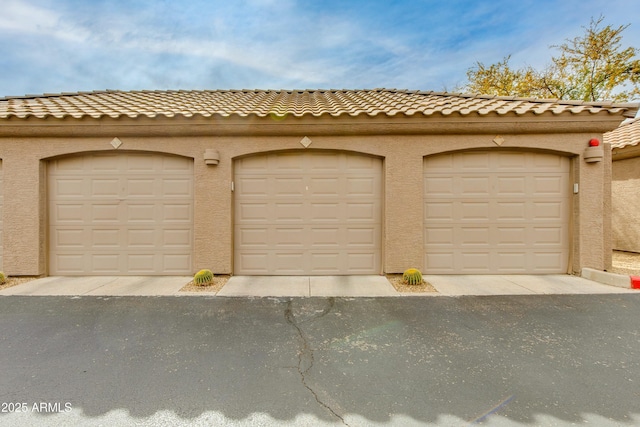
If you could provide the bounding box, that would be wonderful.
[234,151,382,275]
[424,150,571,274]
[48,152,193,275]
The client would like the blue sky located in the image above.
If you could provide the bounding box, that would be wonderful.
[1,0,639,97]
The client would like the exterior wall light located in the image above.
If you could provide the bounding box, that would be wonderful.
[204,149,220,166]
[584,138,603,163]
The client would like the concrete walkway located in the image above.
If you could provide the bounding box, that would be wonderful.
[426,274,637,296]
[0,276,192,296]
[218,275,397,297]
[0,274,637,297]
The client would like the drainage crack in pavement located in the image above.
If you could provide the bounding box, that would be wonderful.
[80,277,121,295]
[284,298,349,426]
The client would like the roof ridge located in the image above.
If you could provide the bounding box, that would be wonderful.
[1,88,637,119]
[1,88,637,108]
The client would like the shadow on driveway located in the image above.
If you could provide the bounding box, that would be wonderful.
[1,295,639,426]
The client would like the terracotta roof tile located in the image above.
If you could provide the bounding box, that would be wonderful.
[605,117,640,149]
[0,89,637,120]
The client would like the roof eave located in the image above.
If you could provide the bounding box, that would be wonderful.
[0,110,631,138]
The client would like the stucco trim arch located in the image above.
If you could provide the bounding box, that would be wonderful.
[422,146,578,160]
[40,148,195,163]
[230,147,384,163]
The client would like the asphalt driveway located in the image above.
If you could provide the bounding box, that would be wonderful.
[1,294,640,426]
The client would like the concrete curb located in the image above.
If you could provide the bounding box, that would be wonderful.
[581,268,640,290]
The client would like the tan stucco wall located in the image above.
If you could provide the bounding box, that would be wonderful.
[0,114,617,276]
[612,155,640,253]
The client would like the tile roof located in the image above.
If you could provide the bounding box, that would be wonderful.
[0,89,637,120]
[604,117,640,149]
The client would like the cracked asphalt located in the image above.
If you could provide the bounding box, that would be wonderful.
[1,294,640,426]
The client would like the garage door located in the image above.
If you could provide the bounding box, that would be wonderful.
[234,151,382,275]
[424,151,570,274]
[49,152,193,275]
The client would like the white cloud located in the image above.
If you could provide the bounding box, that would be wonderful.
[0,0,90,43]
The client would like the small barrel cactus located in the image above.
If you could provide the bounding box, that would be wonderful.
[403,268,423,285]
[194,269,214,286]
[0,272,5,285]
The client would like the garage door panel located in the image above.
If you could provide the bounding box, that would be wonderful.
[127,179,156,197]
[92,204,120,222]
[163,229,192,247]
[237,177,270,196]
[92,154,120,171]
[163,204,192,222]
[534,175,567,194]
[275,203,306,222]
[533,154,566,169]
[497,176,526,194]
[310,228,341,247]
[274,177,305,196]
[127,204,156,222]
[531,201,565,220]
[460,152,491,170]
[127,229,156,247]
[310,203,340,221]
[346,227,379,247]
[425,252,454,270]
[236,227,269,249]
[495,152,527,169]
[127,155,155,171]
[54,179,86,197]
[496,202,527,220]
[272,152,306,172]
[530,252,565,271]
[460,252,491,271]
[93,229,121,247]
[425,227,454,247]
[460,202,490,220]
[127,254,155,273]
[424,151,569,274]
[273,227,306,248]
[235,151,381,275]
[49,153,193,275]
[274,253,306,274]
[52,254,85,273]
[92,179,120,197]
[235,252,270,274]
[532,227,565,246]
[495,252,528,272]
[162,155,193,171]
[425,202,454,221]
[346,202,377,222]
[496,227,527,246]
[347,177,377,196]
[460,176,491,196]
[309,177,340,196]
[346,252,378,272]
[53,228,86,248]
[424,153,454,171]
[424,177,454,195]
[237,203,269,223]
[94,254,120,273]
[310,253,341,274]
[163,254,192,273]
[460,227,491,246]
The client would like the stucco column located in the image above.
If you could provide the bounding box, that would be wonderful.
[384,153,423,273]
[3,153,45,275]
[193,148,232,274]
[577,149,611,271]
